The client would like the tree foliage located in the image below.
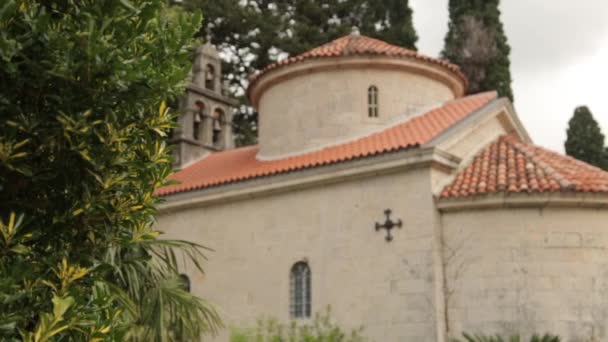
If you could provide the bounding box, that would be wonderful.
[442,0,514,101]
[0,0,220,340]
[565,106,607,170]
[179,0,418,145]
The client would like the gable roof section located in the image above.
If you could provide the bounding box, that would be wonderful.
[247,34,466,101]
[156,92,497,197]
[440,135,608,199]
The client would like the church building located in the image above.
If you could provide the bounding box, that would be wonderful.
[156,32,608,342]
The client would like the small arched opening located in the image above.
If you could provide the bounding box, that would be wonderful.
[179,274,191,292]
[193,101,205,141]
[212,108,225,147]
[205,64,216,91]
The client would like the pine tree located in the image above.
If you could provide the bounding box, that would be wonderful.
[442,0,513,101]
[565,106,606,169]
[179,0,418,145]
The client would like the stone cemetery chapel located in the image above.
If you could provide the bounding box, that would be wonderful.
[155,32,608,341]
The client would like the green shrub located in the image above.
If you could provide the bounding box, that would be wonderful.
[230,307,366,342]
[453,333,560,342]
[0,0,220,340]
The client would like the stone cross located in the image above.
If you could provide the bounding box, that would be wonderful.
[374,209,402,242]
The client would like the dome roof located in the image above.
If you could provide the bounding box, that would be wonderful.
[247,33,467,103]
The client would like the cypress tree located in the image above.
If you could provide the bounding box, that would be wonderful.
[565,106,606,169]
[442,0,514,101]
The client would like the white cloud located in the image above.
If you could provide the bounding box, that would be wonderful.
[502,0,608,73]
[410,0,448,55]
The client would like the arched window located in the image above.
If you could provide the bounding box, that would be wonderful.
[212,108,224,145]
[179,274,191,292]
[193,102,205,141]
[205,64,216,91]
[290,262,311,319]
[368,85,378,117]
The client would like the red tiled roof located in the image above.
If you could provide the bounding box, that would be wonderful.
[156,92,497,197]
[247,33,466,101]
[440,135,608,199]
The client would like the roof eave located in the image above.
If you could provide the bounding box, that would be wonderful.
[436,191,608,212]
[158,146,460,213]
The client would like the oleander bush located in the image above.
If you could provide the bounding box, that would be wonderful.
[0,0,220,340]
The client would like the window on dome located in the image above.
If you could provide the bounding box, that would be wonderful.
[368,85,379,117]
[290,261,311,319]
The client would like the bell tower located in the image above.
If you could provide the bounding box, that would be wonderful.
[172,39,237,168]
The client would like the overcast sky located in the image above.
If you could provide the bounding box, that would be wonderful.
[410,0,608,152]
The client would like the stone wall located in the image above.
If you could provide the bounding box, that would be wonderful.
[157,167,443,341]
[441,207,608,342]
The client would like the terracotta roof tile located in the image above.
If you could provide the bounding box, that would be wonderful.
[247,34,466,100]
[156,92,497,197]
[440,135,608,199]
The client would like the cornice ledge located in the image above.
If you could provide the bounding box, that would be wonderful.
[158,147,460,213]
[436,192,608,212]
[186,83,239,106]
